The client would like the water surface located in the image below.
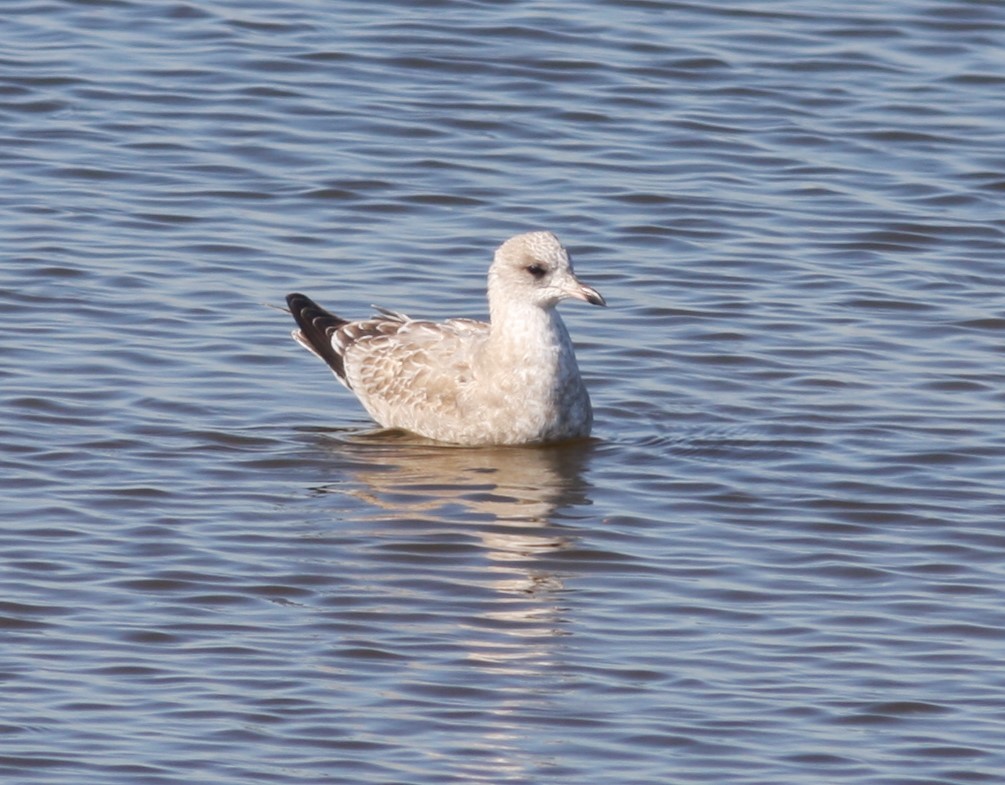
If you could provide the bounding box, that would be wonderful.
[3,1,1005,783]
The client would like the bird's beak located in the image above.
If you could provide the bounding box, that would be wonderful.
[567,278,606,307]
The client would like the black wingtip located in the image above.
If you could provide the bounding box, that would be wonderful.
[286,292,350,382]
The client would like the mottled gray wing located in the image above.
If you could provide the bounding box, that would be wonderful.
[340,317,489,431]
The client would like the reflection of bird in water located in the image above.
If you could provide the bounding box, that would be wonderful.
[306,432,598,781]
[312,431,595,566]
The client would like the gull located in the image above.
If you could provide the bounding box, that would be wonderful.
[286,231,605,446]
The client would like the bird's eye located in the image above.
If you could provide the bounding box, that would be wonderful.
[526,264,547,279]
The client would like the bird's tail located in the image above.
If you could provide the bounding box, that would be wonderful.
[286,293,351,385]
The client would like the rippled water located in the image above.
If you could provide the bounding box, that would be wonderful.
[4,1,1005,783]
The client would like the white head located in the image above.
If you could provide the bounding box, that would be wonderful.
[488,231,605,313]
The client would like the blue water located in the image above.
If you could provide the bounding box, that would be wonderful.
[3,1,1005,783]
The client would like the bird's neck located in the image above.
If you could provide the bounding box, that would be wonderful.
[487,298,570,361]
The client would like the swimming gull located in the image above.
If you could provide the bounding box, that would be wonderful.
[286,231,605,446]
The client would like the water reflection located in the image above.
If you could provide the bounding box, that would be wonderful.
[313,430,596,567]
[313,426,594,591]
[306,431,599,780]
